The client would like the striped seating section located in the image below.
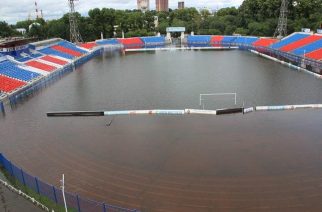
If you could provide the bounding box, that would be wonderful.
[52,45,83,57]
[270,33,310,49]
[25,60,56,72]
[292,39,322,56]
[58,41,88,54]
[0,61,40,82]
[80,42,97,50]
[0,75,27,93]
[40,55,68,65]
[280,35,322,52]
[305,49,322,60]
[39,48,74,60]
[253,38,278,47]
[118,37,144,49]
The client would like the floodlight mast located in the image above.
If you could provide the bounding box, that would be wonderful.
[274,0,288,39]
[68,0,83,43]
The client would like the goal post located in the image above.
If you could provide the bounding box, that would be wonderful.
[199,93,237,110]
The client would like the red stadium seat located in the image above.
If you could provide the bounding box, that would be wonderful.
[211,36,223,47]
[26,60,56,72]
[118,38,144,49]
[253,38,278,47]
[40,55,68,65]
[0,75,27,93]
[52,45,82,57]
[305,48,322,60]
[80,42,97,49]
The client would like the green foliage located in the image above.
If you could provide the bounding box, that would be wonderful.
[0,21,17,37]
[0,0,321,41]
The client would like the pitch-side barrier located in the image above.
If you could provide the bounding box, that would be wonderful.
[47,104,322,117]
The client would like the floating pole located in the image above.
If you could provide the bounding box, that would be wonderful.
[47,111,104,117]
[47,110,185,117]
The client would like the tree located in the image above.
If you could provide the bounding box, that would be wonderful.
[0,21,17,37]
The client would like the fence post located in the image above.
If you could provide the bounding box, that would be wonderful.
[52,186,58,203]
[35,177,40,194]
[76,195,81,212]
[20,169,26,186]
[102,203,107,212]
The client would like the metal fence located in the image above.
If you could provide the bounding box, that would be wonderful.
[0,153,138,212]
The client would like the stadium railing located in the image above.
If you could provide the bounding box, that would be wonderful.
[0,153,139,212]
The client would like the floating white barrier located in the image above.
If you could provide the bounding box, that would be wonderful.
[250,50,322,79]
[184,109,217,115]
[256,104,322,111]
[104,109,185,116]
[243,107,254,114]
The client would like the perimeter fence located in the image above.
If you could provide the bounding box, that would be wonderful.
[0,153,139,212]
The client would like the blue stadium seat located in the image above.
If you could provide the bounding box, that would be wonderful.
[17,57,33,62]
[96,39,120,45]
[58,41,88,54]
[187,35,212,47]
[292,39,322,55]
[233,37,259,46]
[141,36,165,47]
[0,61,41,81]
[221,36,238,46]
[270,33,310,49]
[39,48,74,60]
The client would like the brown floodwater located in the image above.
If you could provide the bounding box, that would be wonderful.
[1,50,322,211]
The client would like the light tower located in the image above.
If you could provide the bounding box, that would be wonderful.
[68,0,83,43]
[274,0,288,38]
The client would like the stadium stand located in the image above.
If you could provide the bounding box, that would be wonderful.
[210,36,223,47]
[233,36,259,46]
[25,60,56,72]
[270,33,310,49]
[0,74,27,93]
[17,57,33,62]
[52,45,83,57]
[187,35,212,47]
[96,39,120,45]
[58,41,88,54]
[305,48,322,60]
[141,36,165,47]
[292,39,322,56]
[80,42,97,50]
[40,55,68,65]
[252,38,278,47]
[118,37,144,49]
[0,61,40,82]
[280,35,322,52]
[39,48,75,60]
[221,36,238,46]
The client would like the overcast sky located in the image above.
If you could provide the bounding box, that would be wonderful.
[0,0,244,24]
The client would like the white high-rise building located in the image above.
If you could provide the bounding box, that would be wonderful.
[137,0,150,12]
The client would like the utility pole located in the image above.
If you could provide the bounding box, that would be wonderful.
[274,0,288,39]
[60,174,68,212]
[68,0,83,43]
